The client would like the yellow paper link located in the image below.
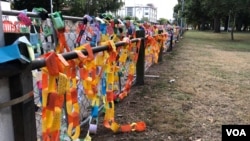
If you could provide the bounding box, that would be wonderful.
[45,110,53,129]
[71,125,81,140]
[50,107,61,132]
[114,73,119,82]
[48,75,57,92]
[95,52,105,66]
[92,77,100,87]
[67,123,74,138]
[66,92,73,115]
[104,101,114,120]
[75,44,86,51]
[104,108,114,121]
[42,89,49,107]
[105,64,110,73]
[91,96,100,106]
[42,116,47,133]
[73,103,80,113]
[58,73,68,95]
[84,131,92,141]
[72,78,77,88]
[83,77,92,90]
[128,63,135,75]
[100,34,109,43]
[107,72,114,83]
[119,51,128,63]
[85,60,95,70]
[110,122,120,133]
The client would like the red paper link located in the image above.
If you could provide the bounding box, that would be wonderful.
[106,90,114,102]
[68,112,80,127]
[108,51,117,63]
[51,130,60,141]
[47,92,60,110]
[70,88,78,104]
[44,52,59,76]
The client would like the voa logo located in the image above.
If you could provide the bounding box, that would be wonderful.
[226,129,246,136]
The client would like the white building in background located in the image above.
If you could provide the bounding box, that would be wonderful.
[116,0,158,23]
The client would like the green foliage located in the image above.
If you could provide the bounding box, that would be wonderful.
[141,17,149,22]
[158,18,169,25]
[125,16,131,20]
[13,0,124,17]
[174,0,250,32]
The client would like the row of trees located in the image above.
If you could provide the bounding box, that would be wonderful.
[13,0,124,17]
[12,0,169,24]
[174,0,250,33]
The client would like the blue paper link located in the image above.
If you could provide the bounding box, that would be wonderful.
[0,36,31,64]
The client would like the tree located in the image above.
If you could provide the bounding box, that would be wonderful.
[141,17,149,22]
[227,0,250,40]
[13,0,51,12]
[158,18,169,25]
[13,0,124,17]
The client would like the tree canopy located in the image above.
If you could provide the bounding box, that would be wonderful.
[174,0,250,33]
[13,0,124,17]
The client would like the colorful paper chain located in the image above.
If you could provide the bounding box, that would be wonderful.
[38,12,169,141]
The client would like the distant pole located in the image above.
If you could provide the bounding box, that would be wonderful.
[50,0,53,13]
[180,0,184,35]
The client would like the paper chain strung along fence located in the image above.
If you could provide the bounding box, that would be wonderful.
[38,16,166,140]
[40,40,147,140]
[1,9,168,141]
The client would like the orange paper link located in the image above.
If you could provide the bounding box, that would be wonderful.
[75,50,87,62]
[42,73,48,89]
[57,54,69,67]
[79,67,88,80]
[84,43,94,60]
[135,121,146,132]
[120,124,132,132]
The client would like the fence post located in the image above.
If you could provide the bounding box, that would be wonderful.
[0,5,15,141]
[167,30,173,52]
[0,7,37,141]
[8,66,37,141]
[135,30,145,85]
[157,30,164,62]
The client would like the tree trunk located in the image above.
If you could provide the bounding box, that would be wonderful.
[231,14,236,41]
[198,24,201,30]
[224,16,229,31]
[214,16,221,33]
[210,20,214,30]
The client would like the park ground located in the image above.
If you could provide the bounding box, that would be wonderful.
[89,31,250,141]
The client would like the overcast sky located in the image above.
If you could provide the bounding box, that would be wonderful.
[134,0,178,20]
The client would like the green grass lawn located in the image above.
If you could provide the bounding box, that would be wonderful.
[183,31,250,52]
